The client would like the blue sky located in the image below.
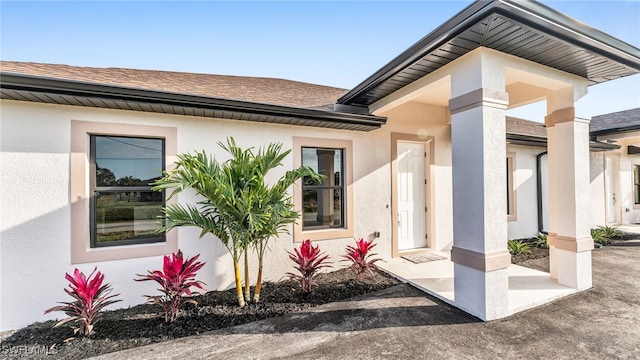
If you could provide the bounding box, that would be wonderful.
[1,1,639,120]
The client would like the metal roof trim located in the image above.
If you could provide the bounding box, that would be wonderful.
[0,72,387,131]
[590,124,640,137]
[507,133,620,151]
[336,0,493,105]
[494,0,640,69]
[338,0,640,106]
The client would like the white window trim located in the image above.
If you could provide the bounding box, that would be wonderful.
[633,162,640,209]
[292,137,354,242]
[70,120,178,264]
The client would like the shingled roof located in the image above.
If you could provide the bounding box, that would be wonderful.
[505,116,546,138]
[505,116,617,151]
[590,108,640,136]
[0,61,347,109]
[1,61,386,131]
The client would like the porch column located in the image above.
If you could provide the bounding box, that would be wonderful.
[545,102,593,290]
[449,87,511,321]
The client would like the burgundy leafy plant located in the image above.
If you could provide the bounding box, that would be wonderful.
[342,238,382,280]
[135,250,206,323]
[286,239,332,292]
[44,267,121,337]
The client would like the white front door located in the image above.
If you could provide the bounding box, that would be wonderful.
[605,156,619,224]
[397,141,427,251]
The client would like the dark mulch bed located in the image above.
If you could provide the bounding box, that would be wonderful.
[6,233,633,359]
[511,246,549,264]
[509,231,639,265]
[0,268,399,360]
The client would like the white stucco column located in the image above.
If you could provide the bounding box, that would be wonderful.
[545,103,593,290]
[449,70,511,320]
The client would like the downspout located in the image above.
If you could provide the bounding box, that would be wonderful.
[536,151,548,234]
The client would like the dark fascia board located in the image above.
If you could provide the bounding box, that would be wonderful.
[507,133,620,151]
[337,0,494,105]
[495,0,639,69]
[338,0,640,106]
[590,124,640,137]
[0,72,387,130]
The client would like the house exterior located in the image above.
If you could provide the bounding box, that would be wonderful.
[590,108,640,225]
[503,116,619,239]
[1,0,639,329]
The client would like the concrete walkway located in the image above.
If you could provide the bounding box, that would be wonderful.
[92,243,640,360]
[376,251,576,317]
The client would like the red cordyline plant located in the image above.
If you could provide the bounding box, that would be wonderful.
[44,267,121,337]
[286,239,332,292]
[135,250,206,323]
[342,238,382,280]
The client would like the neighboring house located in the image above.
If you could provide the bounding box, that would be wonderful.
[503,116,619,240]
[1,0,639,328]
[590,108,640,225]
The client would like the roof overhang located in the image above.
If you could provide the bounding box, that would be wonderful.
[338,0,640,108]
[507,133,619,152]
[0,73,387,132]
[591,125,640,138]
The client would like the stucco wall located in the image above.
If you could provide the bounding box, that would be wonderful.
[505,145,609,239]
[378,102,453,251]
[506,144,546,239]
[612,139,640,224]
[0,99,453,330]
[589,152,607,227]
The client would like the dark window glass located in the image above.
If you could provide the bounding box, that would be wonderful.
[635,165,640,205]
[90,136,165,247]
[507,158,512,215]
[301,147,345,230]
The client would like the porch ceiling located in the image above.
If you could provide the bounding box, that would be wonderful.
[338,0,640,108]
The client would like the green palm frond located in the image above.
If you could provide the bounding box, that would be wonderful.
[153,136,323,305]
[161,203,230,247]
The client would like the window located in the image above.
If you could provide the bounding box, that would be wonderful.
[634,165,640,205]
[293,137,353,242]
[301,147,345,230]
[506,153,517,221]
[90,135,165,247]
[71,121,177,264]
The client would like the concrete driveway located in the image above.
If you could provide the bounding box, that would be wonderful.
[92,243,640,360]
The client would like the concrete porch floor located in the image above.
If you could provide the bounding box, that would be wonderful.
[376,251,577,318]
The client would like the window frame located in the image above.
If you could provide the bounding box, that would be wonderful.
[300,147,346,231]
[506,152,517,222]
[71,120,178,264]
[633,163,640,208]
[89,134,166,248]
[293,137,353,242]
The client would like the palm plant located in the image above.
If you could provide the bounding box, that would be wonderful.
[152,138,320,307]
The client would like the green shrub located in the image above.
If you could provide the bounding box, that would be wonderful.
[591,225,622,246]
[591,228,608,245]
[596,225,623,240]
[533,233,548,249]
[508,240,533,255]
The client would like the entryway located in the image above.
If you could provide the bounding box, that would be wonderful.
[605,155,620,225]
[391,134,432,257]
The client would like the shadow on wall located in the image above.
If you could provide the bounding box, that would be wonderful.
[0,203,232,331]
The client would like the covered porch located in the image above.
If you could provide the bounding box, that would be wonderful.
[376,252,576,318]
[337,0,639,320]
